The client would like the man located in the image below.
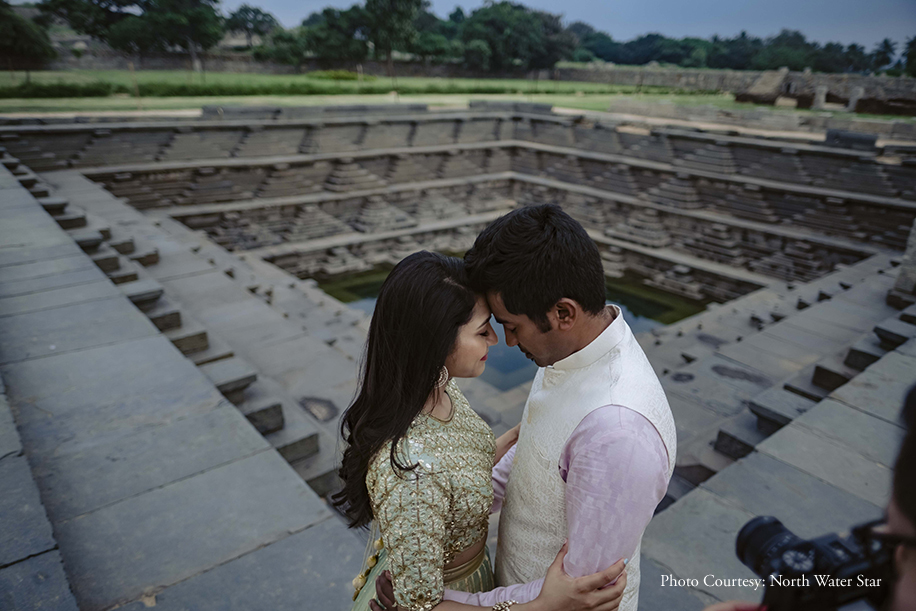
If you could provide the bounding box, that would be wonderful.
[374,204,675,610]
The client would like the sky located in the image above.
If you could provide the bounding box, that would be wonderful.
[216,0,916,51]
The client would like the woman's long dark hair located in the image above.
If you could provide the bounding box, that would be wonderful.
[331,251,477,529]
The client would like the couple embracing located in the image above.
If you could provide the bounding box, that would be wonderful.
[333,204,677,611]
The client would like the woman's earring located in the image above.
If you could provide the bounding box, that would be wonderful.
[436,366,449,388]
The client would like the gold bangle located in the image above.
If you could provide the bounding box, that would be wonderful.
[492,601,519,611]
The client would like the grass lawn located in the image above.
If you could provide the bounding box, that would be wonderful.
[0,70,910,123]
[0,69,687,94]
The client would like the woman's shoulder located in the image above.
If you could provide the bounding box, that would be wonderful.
[367,425,445,483]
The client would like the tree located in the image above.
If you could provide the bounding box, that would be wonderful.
[107,14,163,60]
[572,47,595,63]
[459,2,542,71]
[871,38,897,71]
[0,0,56,80]
[301,5,369,61]
[254,28,309,69]
[845,43,870,72]
[464,38,490,71]
[143,0,224,69]
[412,31,450,62]
[811,41,846,73]
[365,0,424,76]
[226,4,279,48]
[905,37,916,77]
[447,7,464,25]
[528,11,576,71]
[39,0,143,42]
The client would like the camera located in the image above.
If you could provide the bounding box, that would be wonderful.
[736,516,894,611]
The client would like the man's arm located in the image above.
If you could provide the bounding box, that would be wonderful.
[490,443,516,515]
[559,405,669,577]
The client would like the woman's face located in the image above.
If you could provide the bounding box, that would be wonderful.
[445,295,498,379]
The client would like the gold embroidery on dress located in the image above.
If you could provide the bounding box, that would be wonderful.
[365,379,495,611]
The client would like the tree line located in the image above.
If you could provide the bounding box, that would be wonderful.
[3,0,915,77]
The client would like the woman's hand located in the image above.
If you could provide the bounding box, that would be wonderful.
[494,424,521,465]
[527,541,627,611]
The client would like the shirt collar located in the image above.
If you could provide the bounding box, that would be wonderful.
[548,305,628,372]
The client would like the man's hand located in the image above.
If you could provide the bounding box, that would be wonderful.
[370,570,397,611]
[495,423,521,465]
[532,541,628,611]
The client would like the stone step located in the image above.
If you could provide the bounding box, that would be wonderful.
[106,257,141,285]
[1,154,20,170]
[108,237,136,255]
[69,229,105,253]
[874,317,916,349]
[749,385,817,430]
[844,334,888,371]
[901,305,916,325]
[783,365,831,403]
[200,357,258,397]
[232,380,285,435]
[714,410,769,459]
[37,195,69,215]
[90,244,120,273]
[812,355,858,391]
[16,170,38,188]
[118,277,164,311]
[128,247,160,267]
[29,183,51,198]
[658,473,696,512]
[266,402,319,464]
[66,214,111,241]
[54,209,88,230]
[144,295,183,331]
[164,322,209,355]
[188,334,234,366]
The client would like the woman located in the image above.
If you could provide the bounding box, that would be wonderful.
[333,251,626,611]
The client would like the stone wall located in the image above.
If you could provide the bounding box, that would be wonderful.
[555,66,763,92]
[47,51,527,79]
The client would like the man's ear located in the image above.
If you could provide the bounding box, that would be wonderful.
[553,298,579,330]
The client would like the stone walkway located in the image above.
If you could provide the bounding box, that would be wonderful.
[0,163,363,610]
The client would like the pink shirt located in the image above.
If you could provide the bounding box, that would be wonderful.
[442,404,670,606]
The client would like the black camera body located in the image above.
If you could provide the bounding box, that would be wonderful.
[736,516,893,611]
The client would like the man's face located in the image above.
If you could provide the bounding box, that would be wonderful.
[888,495,916,611]
[486,291,562,368]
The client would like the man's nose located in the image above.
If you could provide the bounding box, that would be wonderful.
[504,330,519,347]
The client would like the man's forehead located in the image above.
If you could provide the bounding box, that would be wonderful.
[485,292,522,323]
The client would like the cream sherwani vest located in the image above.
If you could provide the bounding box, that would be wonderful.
[495,307,676,611]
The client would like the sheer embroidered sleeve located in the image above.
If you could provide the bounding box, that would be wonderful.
[368,447,451,611]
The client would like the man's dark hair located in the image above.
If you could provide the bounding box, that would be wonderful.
[895,384,916,527]
[464,204,606,332]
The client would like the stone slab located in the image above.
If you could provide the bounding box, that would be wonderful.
[665,391,724,443]
[0,279,120,318]
[0,242,82,269]
[0,254,96,283]
[160,270,250,311]
[748,386,817,426]
[757,424,892,506]
[793,399,905,468]
[32,406,269,522]
[701,452,883,539]
[638,557,708,611]
[0,265,107,299]
[829,351,916,425]
[641,488,760,602]
[120,517,361,611]
[3,335,227,457]
[55,450,330,611]
[0,389,21,460]
[242,331,357,396]
[0,297,157,365]
[0,550,79,611]
[0,455,56,566]
[0,188,36,211]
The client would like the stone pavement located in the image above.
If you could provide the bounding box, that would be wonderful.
[0,163,363,610]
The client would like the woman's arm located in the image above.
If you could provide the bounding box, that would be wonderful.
[371,543,628,611]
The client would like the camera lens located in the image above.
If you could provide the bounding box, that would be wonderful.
[737,516,804,577]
